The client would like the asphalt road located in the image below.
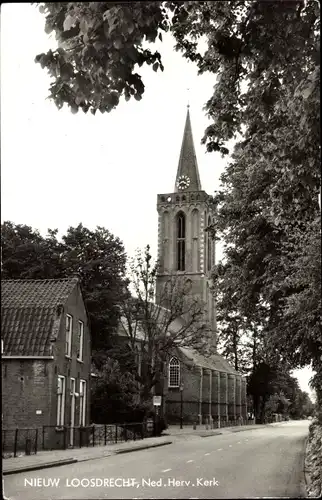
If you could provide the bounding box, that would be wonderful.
[4,420,309,499]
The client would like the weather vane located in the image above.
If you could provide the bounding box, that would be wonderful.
[187,87,190,108]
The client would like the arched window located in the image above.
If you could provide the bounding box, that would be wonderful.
[176,212,186,271]
[168,357,180,388]
[207,216,212,271]
[162,211,170,270]
[192,209,199,272]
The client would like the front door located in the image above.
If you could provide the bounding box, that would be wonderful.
[70,378,76,447]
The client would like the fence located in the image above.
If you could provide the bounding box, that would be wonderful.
[2,428,39,458]
[3,421,154,457]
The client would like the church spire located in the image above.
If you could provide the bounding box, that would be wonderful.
[174,106,202,192]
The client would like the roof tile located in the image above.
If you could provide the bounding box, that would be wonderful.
[1,278,78,356]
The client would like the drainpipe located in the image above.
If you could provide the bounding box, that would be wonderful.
[199,367,203,426]
[209,370,213,429]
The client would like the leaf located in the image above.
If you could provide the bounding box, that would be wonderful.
[302,84,314,100]
[134,93,142,101]
[93,42,104,52]
[44,23,53,35]
[113,38,123,50]
[79,18,88,35]
[152,62,159,72]
[63,14,76,32]
[127,22,135,35]
[75,95,83,106]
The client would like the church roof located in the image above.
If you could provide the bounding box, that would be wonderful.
[178,346,239,375]
[174,107,202,192]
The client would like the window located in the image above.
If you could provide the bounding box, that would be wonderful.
[207,216,212,271]
[57,375,66,426]
[65,314,73,357]
[70,377,76,395]
[77,321,84,362]
[79,379,87,426]
[163,211,170,271]
[192,209,199,272]
[176,212,186,271]
[168,357,180,388]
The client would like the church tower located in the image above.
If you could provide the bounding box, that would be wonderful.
[156,106,217,348]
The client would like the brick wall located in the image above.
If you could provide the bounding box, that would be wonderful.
[163,357,245,426]
[51,284,91,430]
[165,362,201,424]
[2,359,53,430]
[2,284,92,451]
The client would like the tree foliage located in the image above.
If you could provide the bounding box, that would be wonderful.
[90,358,146,424]
[35,1,321,400]
[1,221,127,361]
[204,0,321,402]
[247,362,314,423]
[33,1,176,114]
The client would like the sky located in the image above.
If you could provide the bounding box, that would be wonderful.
[1,4,314,399]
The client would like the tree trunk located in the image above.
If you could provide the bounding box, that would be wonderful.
[233,329,239,372]
[259,396,267,424]
[252,328,257,371]
[253,395,260,421]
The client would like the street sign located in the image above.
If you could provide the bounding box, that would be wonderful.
[153,396,162,406]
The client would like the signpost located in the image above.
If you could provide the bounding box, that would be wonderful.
[153,396,162,436]
[153,396,162,407]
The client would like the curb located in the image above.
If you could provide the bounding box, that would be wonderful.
[170,425,263,439]
[76,452,113,463]
[3,458,78,476]
[115,440,172,454]
[200,431,222,438]
[231,426,262,433]
[3,441,173,476]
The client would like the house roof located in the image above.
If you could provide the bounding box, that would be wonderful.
[1,278,79,356]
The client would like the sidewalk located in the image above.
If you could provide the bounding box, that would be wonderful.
[3,436,172,476]
[3,421,284,475]
[164,422,267,439]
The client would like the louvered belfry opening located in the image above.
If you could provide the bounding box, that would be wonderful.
[176,212,186,271]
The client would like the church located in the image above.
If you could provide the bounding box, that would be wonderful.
[155,106,247,426]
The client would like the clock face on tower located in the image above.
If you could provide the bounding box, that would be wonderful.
[177,175,191,190]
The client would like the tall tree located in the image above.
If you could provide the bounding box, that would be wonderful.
[61,223,128,360]
[247,363,300,423]
[114,245,210,405]
[1,222,63,279]
[35,1,321,398]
